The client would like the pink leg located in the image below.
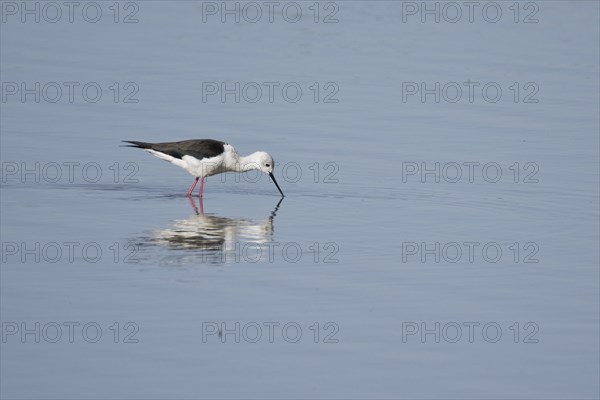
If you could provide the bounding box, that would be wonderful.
[198,196,204,214]
[187,195,199,214]
[186,177,199,196]
[187,195,205,215]
[198,177,205,197]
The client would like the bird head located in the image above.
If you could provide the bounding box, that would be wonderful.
[247,151,284,197]
[249,151,273,173]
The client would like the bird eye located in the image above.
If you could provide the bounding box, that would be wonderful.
[265,163,270,167]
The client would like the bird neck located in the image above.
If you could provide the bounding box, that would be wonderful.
[236,153,262,172]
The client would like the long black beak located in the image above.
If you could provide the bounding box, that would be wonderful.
[269,173,285,197]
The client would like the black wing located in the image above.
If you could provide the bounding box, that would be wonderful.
[123,139,227,160]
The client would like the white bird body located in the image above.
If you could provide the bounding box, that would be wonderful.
[146,144,238,177]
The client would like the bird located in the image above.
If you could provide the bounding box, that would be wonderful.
[122,139,284,198]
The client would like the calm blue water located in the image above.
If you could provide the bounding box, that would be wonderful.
[1,1,599,398]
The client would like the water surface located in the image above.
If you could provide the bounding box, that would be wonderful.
[1,1,599,398]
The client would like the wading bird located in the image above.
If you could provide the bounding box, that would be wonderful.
[123,139,284,197]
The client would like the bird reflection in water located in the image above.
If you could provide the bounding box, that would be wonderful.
[146,196,283,265]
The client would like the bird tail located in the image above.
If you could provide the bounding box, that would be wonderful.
[122,140,153,149]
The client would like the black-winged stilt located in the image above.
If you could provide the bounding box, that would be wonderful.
[122,139,284,197]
